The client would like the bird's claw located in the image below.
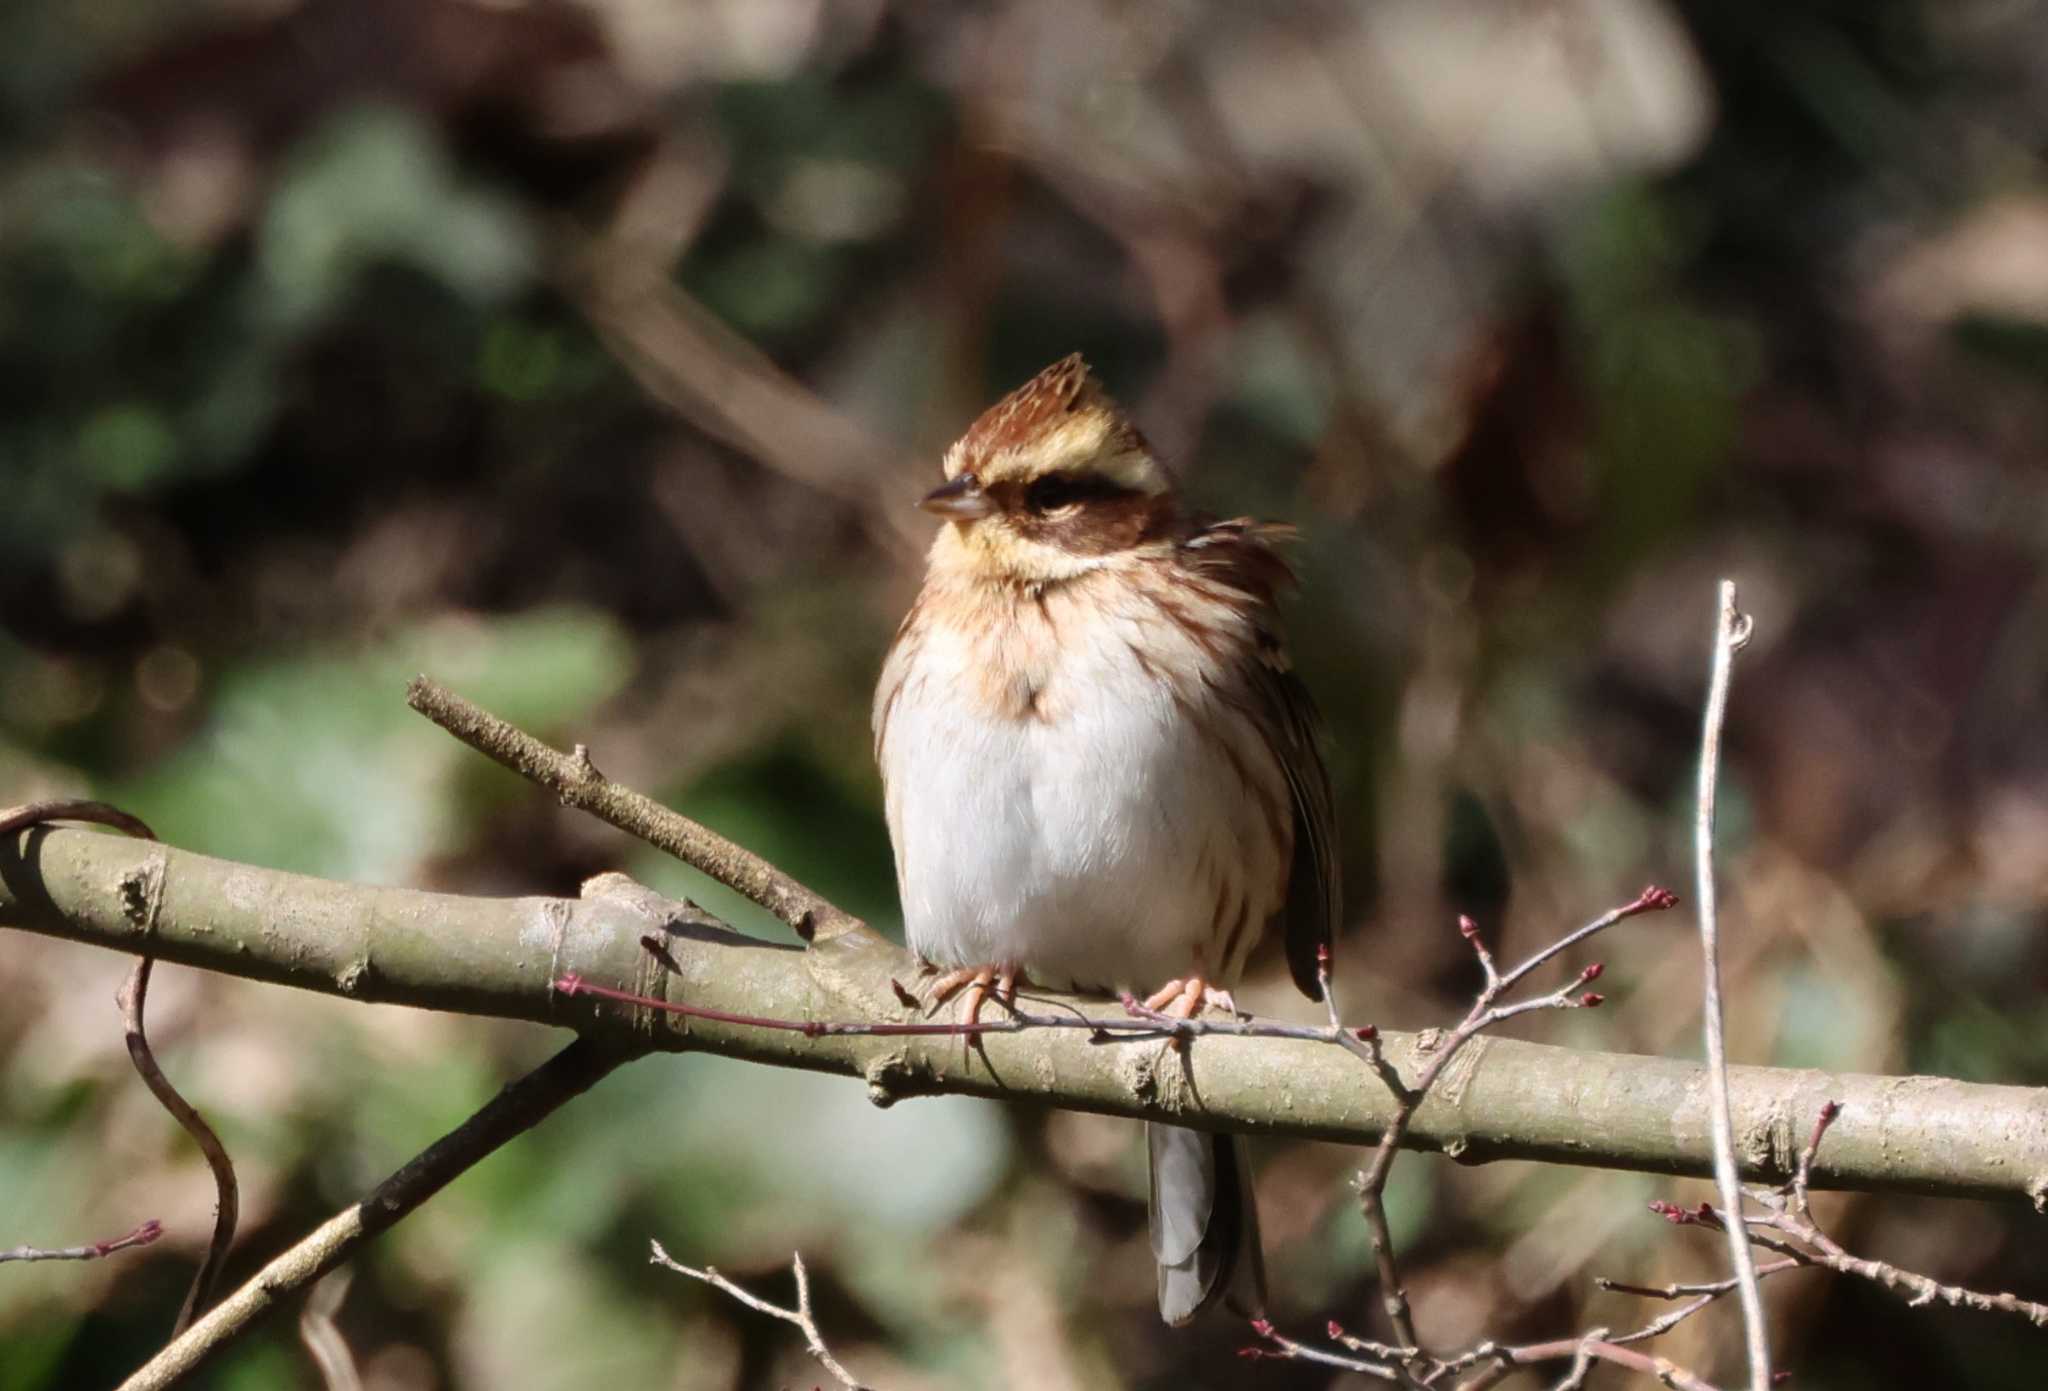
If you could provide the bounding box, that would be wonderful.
[1139,976,1239,1021]
[918,961,1021,1061]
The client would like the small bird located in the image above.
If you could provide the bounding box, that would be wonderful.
[873,353,1339,1325]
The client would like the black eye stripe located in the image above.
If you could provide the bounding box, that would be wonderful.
[1024,472,1131,512]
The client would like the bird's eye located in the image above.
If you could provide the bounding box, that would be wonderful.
[1025,475,1083,512]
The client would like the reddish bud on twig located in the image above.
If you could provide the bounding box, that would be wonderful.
[1327,1320,1346,1339]
[1579,992,1605,1008]
[1580,961,1605,982]
[92,1219,163,1256]
[1772,1374,1793,1386]
[1237,1348,1267,1360]
[1354,1025,1378,1042]
[1458,914,1480,940]
[1251,1318,1276,1338]
[1648,1198,1715,1227]
[1316,943,1331,967]
[557,973,585,996]
[1631,885,1680,913]
[1800,1099,1844,1175]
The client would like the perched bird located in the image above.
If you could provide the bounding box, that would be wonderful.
[873,353,1340,1325]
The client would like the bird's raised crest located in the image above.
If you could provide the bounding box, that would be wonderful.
[943,354,1166,495]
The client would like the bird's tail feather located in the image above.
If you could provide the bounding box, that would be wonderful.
[1148,1122,1266,1326]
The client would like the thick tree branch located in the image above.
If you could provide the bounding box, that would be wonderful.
[6,826,2046,1205]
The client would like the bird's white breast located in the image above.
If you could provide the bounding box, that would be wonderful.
[877,582,1288,994]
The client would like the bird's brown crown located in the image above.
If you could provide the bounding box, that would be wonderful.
[942,354,1169,495]
[922,356,1184,581]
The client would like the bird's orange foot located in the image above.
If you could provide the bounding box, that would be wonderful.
[921,962,1021,1057]
[1143,976,1240,1020]
[1128,977,1241,1037]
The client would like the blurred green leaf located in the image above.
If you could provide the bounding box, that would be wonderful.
[0,1320,76,1391]
[260,104,537,331]
[76,403,178,491]
[687,238,842,344]
[112,607,632,882]
[211,1333,300,1391]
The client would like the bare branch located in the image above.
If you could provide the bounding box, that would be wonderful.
[555,241,925,564]
[0,802,239,1337]
[298,1270,362,1391]
[1694,579,1771,1390]
[1339,891,1658,1372]
[1776,1219,2048,1327]
[1242,1316,1400,1380]
[0,800,157,842]
[1247,1317,1727,1391]
[1651,1105,2048,1330]
[651,1242,865,1390]
[405,676,859,943]
[115,1035,635,1391]
[121,958,239,1335]
[0,1219,164,1266]
[7,829,2046,1204]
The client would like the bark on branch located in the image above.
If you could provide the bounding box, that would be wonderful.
[5,824,2045,1207]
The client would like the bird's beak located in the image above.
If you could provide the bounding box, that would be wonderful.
[919,474,995,521]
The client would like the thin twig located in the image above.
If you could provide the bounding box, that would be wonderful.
[559,968,1406,1048]
[117,1035,635,1391]
[1317,943,1409,1094]
[555,890,1672,1059]
[121,958,239,1335]
[1597,1257,1803,1306]
[0,802,240,1336]
[1249,1319,1726,1391]
[1322,1317,1418,1366]
[405,676,859,943]
[0,1219,164,1265]
[0,800,157,842]
[1343,888,1675,1372]
[298,1270,362,1391]
[1241,1316,1399,1381]
[572,887,1670,1391]
[1791,1100,1839,1203]
[1693,579,1769,1390]
[1650,1103,2048,1329]
[651,1242,866,1390]
[557,245,923,563]
[1496,1338,1721,1391]
[1768,1217,2048,1326]
[577,887,1668,1391]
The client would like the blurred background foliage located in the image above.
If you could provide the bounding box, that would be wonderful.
[3,1,2047,1387]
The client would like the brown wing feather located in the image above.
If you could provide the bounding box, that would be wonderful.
[1180,519,1340,1001]
[1257,653,1340,1000]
